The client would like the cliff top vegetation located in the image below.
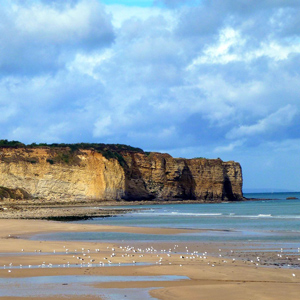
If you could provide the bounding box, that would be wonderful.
[0,139,144,167]
[0,139,143,152]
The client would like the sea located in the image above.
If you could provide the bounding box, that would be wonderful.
[33,192,300,247]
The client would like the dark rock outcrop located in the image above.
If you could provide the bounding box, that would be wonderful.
[122,152,243,201]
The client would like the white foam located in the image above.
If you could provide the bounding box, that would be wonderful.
[170,212,222,216]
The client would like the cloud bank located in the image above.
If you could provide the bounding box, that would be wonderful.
[1,0,300,190]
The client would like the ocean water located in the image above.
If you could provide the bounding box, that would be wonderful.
[33,192,300,244]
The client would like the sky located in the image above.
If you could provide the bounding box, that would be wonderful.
[0,0,300,192]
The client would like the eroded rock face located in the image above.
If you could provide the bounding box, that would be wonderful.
[0,147,243,202]
[0,147,125,201]
[121,152,243,201]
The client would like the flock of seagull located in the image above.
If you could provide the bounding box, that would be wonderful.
[1,243,299,278]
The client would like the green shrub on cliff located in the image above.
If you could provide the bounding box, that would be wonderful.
[97,149,127,167]
[46,151,81,166]
[0,140,25,147]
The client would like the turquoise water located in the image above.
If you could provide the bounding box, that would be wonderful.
[33,193,300,244]
[83,192,300,231]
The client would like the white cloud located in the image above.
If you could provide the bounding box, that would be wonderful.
[227,105,298,139]
[0,105,17,124]
[105,4,175,29]
[0,0,114,76]
[188,28,300,69]
[13,0,112,44]
[187,28,245,68]
[67,50,113,80]
[214,140,245,153]
[39,122,71,142]
[270,139,300,153]
[93,115,113,137]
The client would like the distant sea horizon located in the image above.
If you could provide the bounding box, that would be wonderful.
[243,188,300,193]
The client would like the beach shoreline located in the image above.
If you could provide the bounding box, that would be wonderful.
[0,219,299,299]
[0,197,284,220]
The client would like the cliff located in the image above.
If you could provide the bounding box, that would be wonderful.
[122,152,243,201]
[0,144,243,202]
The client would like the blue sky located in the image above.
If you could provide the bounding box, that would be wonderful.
[1,0,300,192]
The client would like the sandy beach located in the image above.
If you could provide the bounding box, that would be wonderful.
[0,219,299,300]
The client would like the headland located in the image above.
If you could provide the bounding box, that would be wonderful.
[0,141,244,219]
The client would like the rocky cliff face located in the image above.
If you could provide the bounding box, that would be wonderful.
[0,147,125,201]
[121,152,243,201]
[0,146,243,202]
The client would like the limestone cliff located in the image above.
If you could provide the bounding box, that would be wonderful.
[0,147,125,201]
[0,145,243,202]
[121,152,243,201]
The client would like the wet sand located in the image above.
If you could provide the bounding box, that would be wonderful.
[0,199,213,220]
[0,219,299,300]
